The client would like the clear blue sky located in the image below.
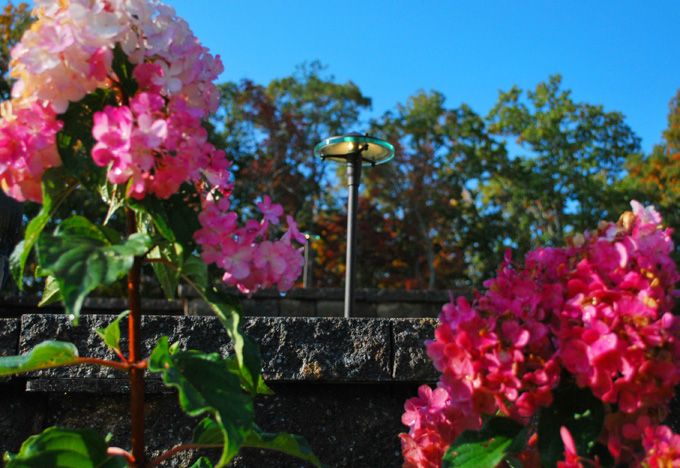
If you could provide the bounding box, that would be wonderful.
[164,0,679,154]
[8,1,678,153]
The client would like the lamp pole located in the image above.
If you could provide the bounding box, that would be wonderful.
[344,153,362,318]
[314,134,394,318]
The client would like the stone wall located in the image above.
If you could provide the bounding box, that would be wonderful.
[0,289,442,467]
[1,292,679,467]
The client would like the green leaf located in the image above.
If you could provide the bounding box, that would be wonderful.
[111,44,137,97]
[181,255,208,289]
[442,417,524,468]
[148,337,254,467]
[95,311,130,352]
[36,216,152,323]
[10,169,75,289]
[190,457,214,468]
[3,426,126,468]
[98,182,125,226]
[57,89,115,190]
[537,380,604,468]
[148,244,183,299]
[0,341,78,377]
[38,276,62,307]
[128,184,201,249]
[193,418,223,445]
[243,426,321,467]
[201,288,267,396]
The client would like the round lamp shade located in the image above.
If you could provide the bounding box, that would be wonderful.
[314,134,395,167]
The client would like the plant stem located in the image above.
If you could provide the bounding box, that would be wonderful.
[74,357,131,371]
[147,443,223,467]
[107,447,136,465]
[127,208,145,467]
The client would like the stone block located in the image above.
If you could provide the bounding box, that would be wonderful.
[0,384,48,455]
[391,318,438,381]
[243,317,392,382]
[242,298,279,316]
[279,299,315,317]
[0,318,19,355]
[316,300,343,317]
[377,302,438,318]
[353,301,377,318]
[20,315,393,389]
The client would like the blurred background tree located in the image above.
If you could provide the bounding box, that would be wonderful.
[0,1,29,289]
[1,3,676,292]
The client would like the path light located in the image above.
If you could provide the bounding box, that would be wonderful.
[314,133,395,318]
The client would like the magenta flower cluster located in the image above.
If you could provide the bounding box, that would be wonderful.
[401,201,680,467]
[0,0,306,294]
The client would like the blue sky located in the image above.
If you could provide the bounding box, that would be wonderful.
[7,1,678,153]
[164,0,679,154]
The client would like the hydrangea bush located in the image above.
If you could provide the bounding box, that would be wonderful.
[0,1,317,467]
[401,202,680,467]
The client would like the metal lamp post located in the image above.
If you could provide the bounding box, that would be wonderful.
[314,133,395,318]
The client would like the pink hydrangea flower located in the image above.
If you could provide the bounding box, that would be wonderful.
[401,202,680,467]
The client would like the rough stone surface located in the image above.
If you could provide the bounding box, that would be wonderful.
[19,315,394,388]
[0,318,19,355]
[1,382,418,468]
[243,317,392,382]
[232,383,416,467]
[0,383,48,455]
[392,318,438,381]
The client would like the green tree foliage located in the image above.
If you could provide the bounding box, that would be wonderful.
[213,61,371,227]
[0,1,30,100]
[367,92,507,288]
[0,2,30,290]
[485,75,641,254]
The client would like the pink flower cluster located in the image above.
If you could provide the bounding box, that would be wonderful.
[1,0,225,201]
[0,101,62,202]
[195,194,306,294]
[401,201,680,467]
[0,0,306,293]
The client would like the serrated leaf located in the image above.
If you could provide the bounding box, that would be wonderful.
[10,169,74,289]
[36,216,152,323]
[442,417,524,468]
[38,276,62,307]
[95,310,129,352]
[537,381,604,468]
[3,426,126,468]
[0,341,78,377]
[148,337,254,467]
[244,426,321,467]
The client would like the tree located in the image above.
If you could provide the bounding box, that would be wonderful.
[213,62,371,228]
[0,1,29,290]
[0,1,30,100]
[367,91,508,289]
[485,75,640,255]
